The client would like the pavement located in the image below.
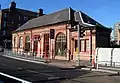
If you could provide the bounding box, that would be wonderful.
[3,54,77,68]
[2,54,120,74]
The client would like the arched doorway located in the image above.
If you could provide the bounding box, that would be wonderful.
[25,36,30,52]
[55,32,67,56]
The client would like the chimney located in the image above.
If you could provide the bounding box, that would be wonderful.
[9,1,16,11]
[38,9,43,16]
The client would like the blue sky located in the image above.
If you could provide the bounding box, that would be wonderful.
[0,0,120,28]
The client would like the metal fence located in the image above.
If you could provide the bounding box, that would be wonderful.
[3,49,46,62]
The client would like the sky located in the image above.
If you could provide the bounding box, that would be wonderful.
[0,0,120,28]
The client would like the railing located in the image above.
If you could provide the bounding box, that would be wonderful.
[3,49,47,62]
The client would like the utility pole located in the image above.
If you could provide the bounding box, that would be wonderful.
[77,24,80,66]
[89,29,92,68]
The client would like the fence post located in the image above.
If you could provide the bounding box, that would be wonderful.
[110,48,114,67]
[96,48,99,69]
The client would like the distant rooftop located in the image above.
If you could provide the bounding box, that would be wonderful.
[2,8,38,17]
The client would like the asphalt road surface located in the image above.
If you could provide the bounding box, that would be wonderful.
[0,55,91,83]
[0,55,120,83]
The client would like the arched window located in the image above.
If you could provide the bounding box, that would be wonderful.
[19,36,23,48]
[25,36,30,51]
[55,33,66,56]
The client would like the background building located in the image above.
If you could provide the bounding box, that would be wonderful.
[0,1,44,48]
[113,22,120,45]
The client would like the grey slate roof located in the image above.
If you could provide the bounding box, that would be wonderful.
[15,7,107,32]
[15,8,72,32]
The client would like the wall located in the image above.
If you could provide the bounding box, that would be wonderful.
[12,23,68,60]
[96,27,111,47]
[71,29,96,61]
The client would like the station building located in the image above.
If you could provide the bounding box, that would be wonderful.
[12,8,111,62]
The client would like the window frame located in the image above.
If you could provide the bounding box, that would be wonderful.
[13,37,16,48]
[25,36,30,52]
[55,32,67,56]
[24,16,28,21]
[19,36,23,48]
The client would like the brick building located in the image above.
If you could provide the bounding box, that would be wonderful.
[12,8,111,62]
[0,1,44,48]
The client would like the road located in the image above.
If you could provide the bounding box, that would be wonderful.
[0,55,120,83]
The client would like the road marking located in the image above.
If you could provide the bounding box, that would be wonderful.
[0,72,31,83]
[40,72,54,76]
[48,77,60,80]
[27,70,39,74]
[17,67,23,70]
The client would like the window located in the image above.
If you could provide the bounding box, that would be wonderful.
[75,40,77,51]
[3,21,7,27]
[18,15,21,20]
[81,40,84,51]
[18,24,20,27]
[55,33,66,56]
[13,37,16,47]
[24,16,28,21]
[19,36,23,48]
[3,30,6,35]
[4,13,7,18]
[86,40,89,51]
[25,36,30,52]
[75,40,81,52]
